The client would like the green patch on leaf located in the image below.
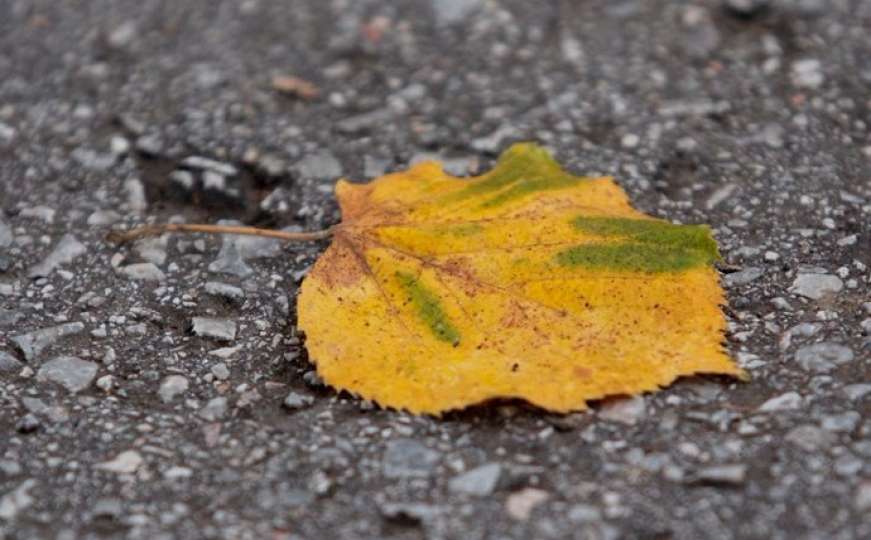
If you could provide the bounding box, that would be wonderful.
[396,271,461,345]
[443,143,590,208]
[555,243,714,272]
[571,216,719,258]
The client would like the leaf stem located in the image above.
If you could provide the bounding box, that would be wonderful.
[107,223,334,244]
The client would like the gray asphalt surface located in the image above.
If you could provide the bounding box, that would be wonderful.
[1,1,869,539]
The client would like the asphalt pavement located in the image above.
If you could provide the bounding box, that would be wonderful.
[0,1,869,539]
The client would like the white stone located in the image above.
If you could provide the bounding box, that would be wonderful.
[96,450,143,474]
[159,375,189,403]
[506,488,549,520]
[28,234,87,278]
[758,391,802,412]
[0,480,36,520]
[790,273,842,300]
[448,463,502,496]
[191,317,236,341]
[37,356,98,393]
[119,262,166,281]
[598,396,646,425]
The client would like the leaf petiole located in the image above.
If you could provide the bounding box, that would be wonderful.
[106,223,334,244]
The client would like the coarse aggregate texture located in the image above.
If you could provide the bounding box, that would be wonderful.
[0,1,869,539]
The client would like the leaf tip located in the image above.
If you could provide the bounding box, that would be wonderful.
[498,141,559,166]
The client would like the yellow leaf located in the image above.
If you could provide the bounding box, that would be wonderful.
[298,143,745,415]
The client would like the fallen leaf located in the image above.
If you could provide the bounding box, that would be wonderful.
[298,143,745,414]
[271,75,319,100]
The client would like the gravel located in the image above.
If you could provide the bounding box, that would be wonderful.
[433,0,484,26]
[505,487,549,521]
[691,464,748,486]
[117,262,166,281]
[86,210,122,226]
[180,156,239,177]
[294,151,343,181]
[789,273,844,300]
[198,397,228,421]
[855,483,871,512]
[843,384,871,402]
[791,59,825,89]
[785,425,835,452]
[598,395,647,425]
[382,439,441,479]
[757,391,803,412]
[36,356,99,393]
[448,463,503,496]
[724,267,764,287]
[0,480,36,521]
[190,317,237,341]
[204,281,245,303]
[124,177,148,212]
[158,375,190,403]
[28,235,87,278]
[0,219,12,248]
[11,322,86,362]
[794,343,855,373]
[96,451,144,475]
[14,415,40,435]
[820,412,861,433]
[208,241,251,278]
[1,1,868,538]
[0,350,22,372]
[282,391,314,411]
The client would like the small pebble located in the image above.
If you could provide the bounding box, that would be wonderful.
[791,59,824,89]
[448,463,502,496]
[95,375,114,391]
[198,397,228,421]
[12,322,86,361]
[598,396,646,425]
[118,262,166,281]
[159,375,189,403]
[191,317,237,341]
[691,464,747,485]
[821,411,860,433]
[0,219,12,248]
[124,177,148,212]
[210,363,230,380]
[28,234,86,278]
[724,267,763,287]
[433,0,484,26]
[86,210,122,226]
[794,343,853,373]
[180,156,238,177]
[855,482,871,511]
[758,392,802,412]
[15,414,41,434]
[96,450,143,474]
[293,151,342,180]
[37,356,98,393]
[282,392,314,411]
[204,282,245,303]
[790,273,843,300]
[0,350,23,372]
[785,425,834,452]
[382,439,440,479]
[506,488,549,520]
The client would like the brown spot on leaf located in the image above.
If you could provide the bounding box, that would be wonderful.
[573,367,592,379]
[310,235,365,288]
